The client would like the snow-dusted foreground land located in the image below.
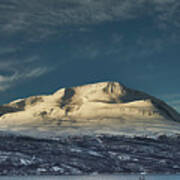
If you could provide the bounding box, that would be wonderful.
[0,133,180,176]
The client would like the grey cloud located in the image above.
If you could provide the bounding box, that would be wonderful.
[0,46,20,55]
[0,67,50,91]
[151,0,180,28]
[0,56,39,70]
[24,67,51,78]
[0,72,19,91]
[0,55,53,91]
[0,0,179,40]
[0,61,15,69]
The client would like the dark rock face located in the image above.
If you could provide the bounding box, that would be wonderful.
[60,88,76,108]
[0,106,22,117]
[0,134,180,176]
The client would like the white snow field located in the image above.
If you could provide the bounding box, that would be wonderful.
[0,81,180,137]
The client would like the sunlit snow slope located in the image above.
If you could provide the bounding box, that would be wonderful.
[0,82,180,137]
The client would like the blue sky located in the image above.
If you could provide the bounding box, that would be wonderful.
[0,0,180,112]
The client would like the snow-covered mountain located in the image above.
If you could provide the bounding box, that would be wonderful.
[0,81,180,137]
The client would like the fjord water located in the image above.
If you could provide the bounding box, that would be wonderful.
[1,175,180,180]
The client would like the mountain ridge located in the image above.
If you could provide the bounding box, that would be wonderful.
[0,81,180,137]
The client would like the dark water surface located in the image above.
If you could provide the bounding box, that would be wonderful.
[0,175,180,180]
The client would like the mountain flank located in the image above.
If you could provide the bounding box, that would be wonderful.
[0,81,179,137]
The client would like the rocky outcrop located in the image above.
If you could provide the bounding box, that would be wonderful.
[0,105,22,117]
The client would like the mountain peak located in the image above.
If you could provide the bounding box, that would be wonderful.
[0,81,180,137]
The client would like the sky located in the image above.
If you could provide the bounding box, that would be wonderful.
[0,0,180,112]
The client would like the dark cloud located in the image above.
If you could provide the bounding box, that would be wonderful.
[0,0,179,40]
